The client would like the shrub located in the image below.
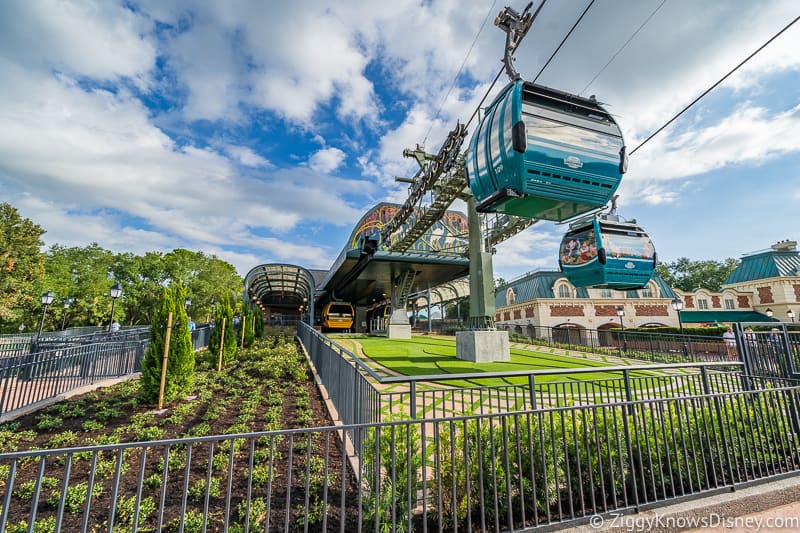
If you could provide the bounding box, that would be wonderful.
[140,284,195,404]
[361,421,421,532]
[208,295,237,367]
[47,481,103,514]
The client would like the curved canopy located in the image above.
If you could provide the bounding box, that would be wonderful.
[410,277,470,307]
[243,264,316,320]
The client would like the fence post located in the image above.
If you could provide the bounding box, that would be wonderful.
[528,374,537,410]
[158,312,173,411]
[620,368,640,509]
[217,317,227,372]
[410,381,417,419]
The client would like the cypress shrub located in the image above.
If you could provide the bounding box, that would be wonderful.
[208,296,236,366]
[254,308,264,338]
[140,284,195,404]
[243,309,256,348]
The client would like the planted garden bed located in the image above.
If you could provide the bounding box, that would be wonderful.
[0,334,360,532]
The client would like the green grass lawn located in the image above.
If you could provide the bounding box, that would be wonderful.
[340,335,668,389]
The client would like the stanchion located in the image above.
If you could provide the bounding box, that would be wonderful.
[157,312,173,410]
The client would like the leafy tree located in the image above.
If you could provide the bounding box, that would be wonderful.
[140,284,195,404]
[39,244,118,330]
[656,257,739,292]
[0,203,45,331]
[111,251,168,326]
[208,296,236,367]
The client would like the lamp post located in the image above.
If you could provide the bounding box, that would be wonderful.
[37,291,55,337]
[671,297,688,356]
[616,306,627,352]
[788,309,796,323]
[60,297,75,331]
[108,282,122,332]
[185,297,191,309]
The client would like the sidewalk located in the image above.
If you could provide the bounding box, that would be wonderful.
[559,474,800,533]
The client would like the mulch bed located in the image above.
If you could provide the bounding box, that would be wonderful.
[0,338,362,532]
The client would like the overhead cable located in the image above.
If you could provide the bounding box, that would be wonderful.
[532,0,595,83]
[630,14,800,155]
[424,1,498,146]
[579,0,667,96]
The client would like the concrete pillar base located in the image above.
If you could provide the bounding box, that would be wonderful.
[387,324,412,339]
[456,330,510,362]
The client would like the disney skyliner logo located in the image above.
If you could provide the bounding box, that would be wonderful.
[590,512,800,531]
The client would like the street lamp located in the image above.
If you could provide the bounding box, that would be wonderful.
[671,298,685,335]
[108,282,122,332]
[616,306,627,352]
[671,297,688,356]
[37,291,55,337]
[185,297,192,308]
[765,308,774,319]
[788,309,796,323]
[60,297,75,330]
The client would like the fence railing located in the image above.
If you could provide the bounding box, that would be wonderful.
[1,328,150,361]
[0,326,211,418]
[2,377,800,532]
[1,340,148,417]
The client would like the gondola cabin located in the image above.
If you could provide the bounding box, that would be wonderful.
[321,302,355,332]
[466,80,627,221]
[559,214,655,290]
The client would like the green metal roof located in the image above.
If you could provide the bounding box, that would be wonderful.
[679,310,777,323]
[725,249,800,284]
[495,271,676,307]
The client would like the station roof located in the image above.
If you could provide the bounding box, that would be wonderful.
[244,264,316,312]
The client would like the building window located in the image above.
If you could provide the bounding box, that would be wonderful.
[724,298,735,310]
[640,285,654,298]
[506,287,516,305]
[558,284,571,298]
[698,298,709,310]
[600,289,612,298]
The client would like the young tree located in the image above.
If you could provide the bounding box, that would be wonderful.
[140,284,195,404]
[208,295,236,365]
[0,203,45,331]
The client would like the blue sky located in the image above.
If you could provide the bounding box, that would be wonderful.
[0,0,798,282]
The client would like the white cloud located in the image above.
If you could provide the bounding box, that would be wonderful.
[225,145,272,168]
[0,0,155,84]
[308,147,346,173]
[620,103,800,203]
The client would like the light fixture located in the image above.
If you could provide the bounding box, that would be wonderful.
[108,283,122,332]
[185,297,192,308]
[788,309,795,323]
[37,291,55,336]
[765,308,774,318]
[671,298,683,311]
[616,306,624,317]
[60,297,75,330]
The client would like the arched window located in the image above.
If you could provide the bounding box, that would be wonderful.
[640,285,653,298]
[506,287,516,305]
[558,284,572,298]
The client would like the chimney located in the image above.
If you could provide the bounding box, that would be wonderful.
[771,240,798,252]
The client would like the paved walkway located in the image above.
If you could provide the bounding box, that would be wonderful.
[560,475,800,533]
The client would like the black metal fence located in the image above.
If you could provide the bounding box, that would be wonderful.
[1,327,212,419]
[0,341,147,417]
[2,375,800,532]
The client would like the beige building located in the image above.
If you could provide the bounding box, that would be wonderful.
[494,240,800,332]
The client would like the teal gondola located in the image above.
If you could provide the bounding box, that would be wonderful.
[559,214,655,290]
[466,80,627,221]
